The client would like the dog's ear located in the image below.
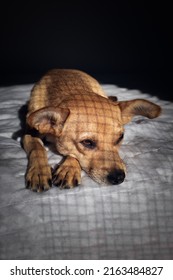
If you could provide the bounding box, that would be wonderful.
[27,107,70,135]
[118,99,161,124]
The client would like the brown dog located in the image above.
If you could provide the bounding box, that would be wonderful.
[23,69,161,192]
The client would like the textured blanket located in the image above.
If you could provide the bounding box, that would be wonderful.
[0,84,173,259]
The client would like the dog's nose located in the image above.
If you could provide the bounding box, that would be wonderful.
[107,170,125,185]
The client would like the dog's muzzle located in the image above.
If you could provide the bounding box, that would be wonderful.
[107,169,125,185]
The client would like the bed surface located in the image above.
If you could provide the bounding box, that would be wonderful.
[0,84,173,259]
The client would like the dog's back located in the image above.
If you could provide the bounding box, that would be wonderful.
[28,69,106,114]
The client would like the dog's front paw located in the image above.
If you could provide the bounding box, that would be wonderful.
[25,164,52,192]
[52,157,81,189]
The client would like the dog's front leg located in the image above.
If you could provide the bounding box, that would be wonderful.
[52,156,81,189]
[23,134,52,192]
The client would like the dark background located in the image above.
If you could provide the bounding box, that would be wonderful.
[0,1,172,100]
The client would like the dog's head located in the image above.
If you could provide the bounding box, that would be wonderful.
[27,94,161,185]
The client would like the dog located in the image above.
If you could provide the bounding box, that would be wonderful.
[23,69,161,192]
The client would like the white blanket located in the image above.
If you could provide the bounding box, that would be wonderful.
[0,84,173,259]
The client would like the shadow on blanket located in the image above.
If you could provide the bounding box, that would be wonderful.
[12,103,28,141]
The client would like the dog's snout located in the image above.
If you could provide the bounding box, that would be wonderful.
[107,170,125,185]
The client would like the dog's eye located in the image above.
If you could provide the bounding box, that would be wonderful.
[80,139,96,149]
[116,133,124,145]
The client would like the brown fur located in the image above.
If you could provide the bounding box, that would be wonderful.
[23,69,161,192]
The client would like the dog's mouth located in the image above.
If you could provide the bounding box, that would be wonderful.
[85,167,125,185]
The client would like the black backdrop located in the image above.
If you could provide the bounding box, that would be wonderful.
[0,1,172,100]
